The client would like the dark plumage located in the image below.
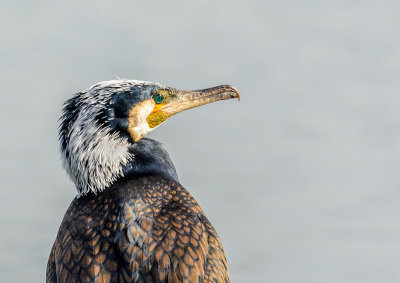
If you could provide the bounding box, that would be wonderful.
[47,80,239,283]
[47,175,227,282]
[123,139,178,183]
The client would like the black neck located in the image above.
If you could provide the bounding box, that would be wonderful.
[121,138,179,182]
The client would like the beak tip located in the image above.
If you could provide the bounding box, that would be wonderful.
[229,86,240,101]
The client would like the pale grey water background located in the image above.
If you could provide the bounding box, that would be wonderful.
[1,1,400,282]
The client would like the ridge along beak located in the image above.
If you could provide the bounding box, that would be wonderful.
[162,85,239,116]
[146,85,240,129]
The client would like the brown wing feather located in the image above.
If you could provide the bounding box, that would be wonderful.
[46,243,57,283]
[47,176,228,283]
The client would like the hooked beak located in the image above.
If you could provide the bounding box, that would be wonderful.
[146,85,240,129]
[163,85,240,116]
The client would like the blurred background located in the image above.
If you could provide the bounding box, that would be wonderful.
[1,1,400,282]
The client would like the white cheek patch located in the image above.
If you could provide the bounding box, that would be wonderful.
[128,100,156,141]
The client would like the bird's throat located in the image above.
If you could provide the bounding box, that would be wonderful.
[121,138,179,183]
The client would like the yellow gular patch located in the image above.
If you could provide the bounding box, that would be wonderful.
[146,110,169,128]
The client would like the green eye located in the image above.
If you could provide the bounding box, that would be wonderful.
[153,93,164,104]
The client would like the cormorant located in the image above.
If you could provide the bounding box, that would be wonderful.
[46,80,239,283]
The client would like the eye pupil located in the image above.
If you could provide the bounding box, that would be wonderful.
[154,93,164,104]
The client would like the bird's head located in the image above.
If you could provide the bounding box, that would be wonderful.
[59,80,239,195]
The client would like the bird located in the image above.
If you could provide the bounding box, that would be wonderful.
[46,79,239,283]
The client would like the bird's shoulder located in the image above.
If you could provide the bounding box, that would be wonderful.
[51,175,228,282]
